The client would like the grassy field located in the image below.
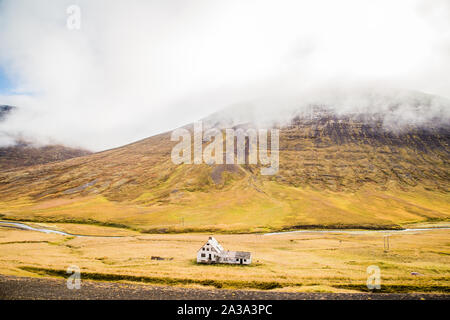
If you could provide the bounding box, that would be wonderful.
[1,183,448,234]
[0,224,448,293]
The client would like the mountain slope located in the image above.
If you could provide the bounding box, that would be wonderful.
[0,142,92,171]
[0,97,448,233]
[0,105,91,170]
[0,105,14,120]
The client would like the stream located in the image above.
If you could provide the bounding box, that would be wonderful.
[263,227,450,236]
[0,221,124,238]
[1,220,449,237]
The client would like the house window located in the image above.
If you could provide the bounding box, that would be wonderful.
[201,254,205,257]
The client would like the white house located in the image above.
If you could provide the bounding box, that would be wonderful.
[197,236,251,265]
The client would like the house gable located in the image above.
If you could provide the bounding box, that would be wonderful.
[197,236,252,265]
[197,236,224,254]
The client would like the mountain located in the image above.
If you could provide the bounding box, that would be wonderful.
[0,142,92,171]
[0,105,92,171]
[0,105,15,120]
[0,91,448,233]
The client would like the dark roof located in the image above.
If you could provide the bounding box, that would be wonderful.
[235,251,251,259]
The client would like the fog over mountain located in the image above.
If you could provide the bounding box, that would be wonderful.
[0,0,449,151]
[202,84,450,131]
[0,105,16,146]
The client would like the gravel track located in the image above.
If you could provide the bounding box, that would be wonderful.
[0,275,448,300]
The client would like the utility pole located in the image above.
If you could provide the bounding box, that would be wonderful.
[384,235,390,251]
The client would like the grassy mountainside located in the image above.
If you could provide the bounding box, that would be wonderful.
[0,143,92,171]
[0,110,448,233]
[0,105,91,171]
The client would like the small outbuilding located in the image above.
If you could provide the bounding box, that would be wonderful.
[197,236,251,265]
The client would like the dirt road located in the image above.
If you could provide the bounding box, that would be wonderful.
[0,275,448,300]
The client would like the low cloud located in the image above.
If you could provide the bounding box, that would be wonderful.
[202,81,450,130]
[0,0,449,151]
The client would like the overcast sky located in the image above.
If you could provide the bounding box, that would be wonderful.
[0,0,449,150]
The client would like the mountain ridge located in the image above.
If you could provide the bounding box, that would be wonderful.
[0,93,448,233]
[0,105,92,170]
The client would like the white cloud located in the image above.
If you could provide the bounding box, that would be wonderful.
[0,0,448,150]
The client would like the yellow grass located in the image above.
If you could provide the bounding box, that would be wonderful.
[0,123,448,234]
[1,183,448,233]
[0,225,448,293]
